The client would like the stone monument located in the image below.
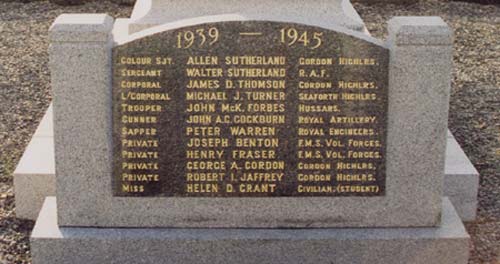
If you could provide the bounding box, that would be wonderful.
[29,0,470,263]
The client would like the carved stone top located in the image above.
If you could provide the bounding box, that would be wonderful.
[128,0,365,33]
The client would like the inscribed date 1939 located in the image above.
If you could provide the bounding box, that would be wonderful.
[112,21,389,197]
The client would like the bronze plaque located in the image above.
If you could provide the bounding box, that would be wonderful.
[112,21,389,197]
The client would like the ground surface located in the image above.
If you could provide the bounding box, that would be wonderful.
[0,0,498,263]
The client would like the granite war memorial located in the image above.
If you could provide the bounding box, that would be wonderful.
[18,0,476,263]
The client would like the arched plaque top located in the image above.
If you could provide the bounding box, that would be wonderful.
[112,19,389,198]
[115,17,387,49]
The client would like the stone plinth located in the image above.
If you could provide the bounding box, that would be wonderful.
[13,105,56,220]
[31,197,469,264]
[444,133,479,221]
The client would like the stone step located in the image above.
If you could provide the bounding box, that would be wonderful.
[30,196,469,264]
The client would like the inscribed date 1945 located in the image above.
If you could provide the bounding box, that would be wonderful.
[112,21,389,197]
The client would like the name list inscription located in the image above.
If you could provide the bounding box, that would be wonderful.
[113,21,389,197]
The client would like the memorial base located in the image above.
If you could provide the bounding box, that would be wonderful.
[31,197,469,264]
